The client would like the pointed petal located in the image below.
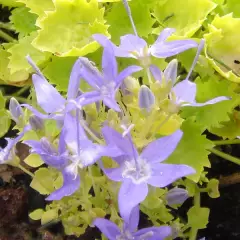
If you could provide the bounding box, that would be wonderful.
[149,65,162,82]
[76,91,102,107]
[134,226,172,240]
[103,96,121,112]
[141,130,183,163]
[172,80,196,104]
[190,96,230,107]
[67,58,82,100]
[102,126,138,158]
[46,167,80,201]
[116,65,142,89]
[20,104,50,119]
[78,57,103,88]
[93,218,121,240]
[163,59,178,85]
[128,205,140,232]
[101,166,123,182]
[119,179,148,222]
[151,39,198,58]
[153,28,176,44]
[32,74,65,113]
[115,34,147,58]
[92,34,112,48]
[148,163,195,188]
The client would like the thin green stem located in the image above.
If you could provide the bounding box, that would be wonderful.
[146,67,152,84]
[5,95,31,104]
[209,148,240,165]
[13,86,30,97]
[18,164,34,178]
[0,22,13,30]
[212,139,240,145]
[0,29,15,42]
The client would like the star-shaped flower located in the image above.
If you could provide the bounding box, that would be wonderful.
[101,126,195,221]
[76,38,142,112]
[94,205,172,240]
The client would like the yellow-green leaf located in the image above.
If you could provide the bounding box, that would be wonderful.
[29,208,44,220]
[24,154,44,168]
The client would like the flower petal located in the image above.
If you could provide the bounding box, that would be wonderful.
[101,165,123,182]
[20,104,50,119]
[141,130,183,163]
[151,40,198,58]
[189,96,230,107]
[134,226,172,240]
[163,59,178,85]
[102,126,138,158]
[67,58,82,100]
[148,163,195,188]
[153,28,176,44]
[78,57,103,89]
[128,205,140,232]
[93,218,121,240]
[119,179,148,222]
[103,96,121,112]
[172,80,196,104]
[76,91,102,108]
[115,34,147,58]
[46,167,80,201]
[149,65,162,82]
[116,65,142,89]
[32,74,65,113]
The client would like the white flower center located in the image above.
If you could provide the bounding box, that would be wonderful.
[137,47,151,68]
[122,158,152,184]
[100,81,116,98]
[116,230,134,240]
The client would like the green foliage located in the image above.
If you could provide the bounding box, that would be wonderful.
[187,206,210,229]
[0,91,10,137]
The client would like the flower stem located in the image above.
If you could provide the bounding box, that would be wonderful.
[5,95,31,104]
[212,139,240,145]
[18,164,34,178]
[209,148,240,165]
[0,22,13,30]
[13,86,30,97]
[146,68,152,84]
[0,29,15,42]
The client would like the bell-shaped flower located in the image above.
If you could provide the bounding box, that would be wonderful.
[93,29,197,71]
[138,85,155,112]
[22,56,84,122]
[101,126,195,221]
[0,125,31,166]
[29,115,44,132]
[94,205,172,240]
[166,187,189,206]
[76,38,142,112]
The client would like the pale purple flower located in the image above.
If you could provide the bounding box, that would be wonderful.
[76,39,142,112]
[24,112,122,200]
[94,205,172,240]
[93,29,197,70]
[29,115,44,131]
[138,85,155,111]
[101,126,195,221]
[9,97,24,125]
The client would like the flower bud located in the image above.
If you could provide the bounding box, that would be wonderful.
[138,85,155,111]
[164,59,178,85]
[166,187,189,206]
[123,76,139,93]
[9,97,24,125]
[29,115,44,131]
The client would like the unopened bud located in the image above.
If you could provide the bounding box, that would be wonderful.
[123,76,139,93]
[164,59,178,85]
[138,85,155,111]
[166,187,189,206]
[29,115,44,131]
[9,97,24,125]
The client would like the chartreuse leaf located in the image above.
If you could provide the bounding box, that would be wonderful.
[204,14,240,82]
[0,0,23,7]
[32,0,109,57]
[0,91,5,109]
[0,109,10,138]
[7,32,51,74]
[153,0,216,37]
[10,6,38,36]
[166,119,213,182]
[43,56,77,91]
[29,209,44,220]
[207,179,220,198]
[106,1,155,43]
[187,206,210,229]
[223,0,240,17]
[24,154,44,168]
[17,0,54,18]
[0,45,29,83]
[41,209,59,225]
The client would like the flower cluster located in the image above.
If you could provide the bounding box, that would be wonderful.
[0,10,230,239]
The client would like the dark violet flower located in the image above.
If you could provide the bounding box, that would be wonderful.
[101,126,195,221]
[138,85,155,111]
[25,112,122,201]
[93,29,197,70]
[166,187,189,206]
[0,125,31,165]
[76,38,142,112]
[23,56,83,121]
[94,205,172,240]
